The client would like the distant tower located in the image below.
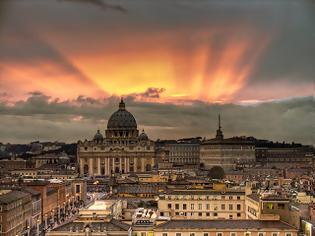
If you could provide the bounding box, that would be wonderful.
[215,114,224,140]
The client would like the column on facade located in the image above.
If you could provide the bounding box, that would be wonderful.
[107,157,110,176]
[134,158,138,172]
[127,157,130,173]
[79,159,84,176]
[88,158,93,176]
[112,157,115,174]
[97,157,101,175]
[124,157,127,173]
[104,158,108,176]
[141,158,145,172]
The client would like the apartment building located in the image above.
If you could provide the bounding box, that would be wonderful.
[0,190,32,236]
[158,189,246,220]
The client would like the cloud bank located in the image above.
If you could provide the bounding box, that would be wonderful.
[0,92,313,145]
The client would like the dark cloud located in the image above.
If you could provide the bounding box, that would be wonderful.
[127,88,166,99]
[1,0,314,89]
[0,29,95,85]
[57,0,128,14]
[0,93,314,145]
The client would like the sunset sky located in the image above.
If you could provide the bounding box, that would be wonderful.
[0,0,314,144]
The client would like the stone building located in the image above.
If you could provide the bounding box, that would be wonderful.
[200,115,255,171]
[156,138,201,167]
[23,188,42,235]
[23,180,82,230]
[158,188,246,220]
[0,190,32,236]
[255,141,314,169]
[78,99,156,177]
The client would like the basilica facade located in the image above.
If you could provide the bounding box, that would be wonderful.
[78,99,156,177]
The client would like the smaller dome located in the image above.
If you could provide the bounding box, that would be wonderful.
[93,129,103,143]
[138,129,149,141]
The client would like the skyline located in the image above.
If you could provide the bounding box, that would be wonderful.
[0,0,314,144]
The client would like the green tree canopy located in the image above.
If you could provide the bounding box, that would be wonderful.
[208,166,225,179]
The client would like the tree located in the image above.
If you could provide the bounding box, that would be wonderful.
[208,166,225,179]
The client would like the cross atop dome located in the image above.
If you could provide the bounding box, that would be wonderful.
[119,97,125,110]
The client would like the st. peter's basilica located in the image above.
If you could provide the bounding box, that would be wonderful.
[78,99,156,177]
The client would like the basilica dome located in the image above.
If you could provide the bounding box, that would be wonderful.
[107,99,137,130]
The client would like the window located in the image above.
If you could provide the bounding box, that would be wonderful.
[175,204,179,210]
[229,196,233,200]
[160,212,164,216]
[191,204,194,210]
[206,204,210,210]
[272,233,279,236]
[237,213,241,217]
[217,233,223,236]
[237,196,241,200]
[176,233,182,236]
[221,204,225,210]
[214,212,218,216]
[229,214,233,219]
[258,232,265,236]
[206,212,210,216]
[162,233,168,236]
[278,203,285,209]
[190,233,196,236]
[168,203,172,209]
[231,232,237,236]
[204,233,209,236]
[198,212,202,216]
[75,184,80,193]
[141,233,146,236]
[285,233,292,236]
[229,204,233,210]
[244,232,251,236]
[183,204,187,210]
[237,204,241,210]
[267,203,274,209]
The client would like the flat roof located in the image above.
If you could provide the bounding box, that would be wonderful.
[87,200,115,211]
[156,220,297,230]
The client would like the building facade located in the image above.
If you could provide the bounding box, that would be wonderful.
[156,138,201,167]
[255,143,313,169]
[78,99,156,177]
[0,190,32,236]
[158,189,246,220]
[200,116,255,170]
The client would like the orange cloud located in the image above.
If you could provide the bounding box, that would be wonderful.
[1,27,270,103]
[67,28,270,103]
[0,62,105,101]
